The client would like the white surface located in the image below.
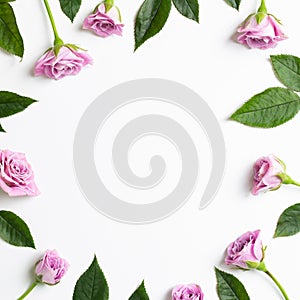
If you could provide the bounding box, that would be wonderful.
[1,0,300,299]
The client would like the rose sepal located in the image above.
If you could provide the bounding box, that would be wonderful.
[276,158,287,171]
[49,43,87,57]
[53,44,63,56]
[255,12,267,25]
[245,261,261,269]
[114,5,122,22]
[269,184,282,192]
[255,0,268,24]
[93,0,112,13]
[243,13,255,23]
[53,36,64,47]
[262,245,267,259]
[92,1,121,21]
[256,261,267,272]
[104,0,114,12]
[64,43,87,52]
[35,275,60,286]
[268,14,283,25]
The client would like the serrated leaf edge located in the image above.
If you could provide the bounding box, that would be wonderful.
[172,0,199,22]
[0,210,35,248]
[274,203,300,238]
[270,54,300,92]
[0,3,24,57]
[230,87,300,128]
[215,267,250,300]
[134,0,172,51]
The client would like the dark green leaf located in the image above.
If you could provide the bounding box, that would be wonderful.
[274,203,300,238]
[271,55,300,92]
[0,3,24,57]
[0,0,16,3]
[0,91,37,118]
[0,210,35,248]
[172,0,199,22]
[73,255,109,300]
[215,267,250,300]
[223,0,241,10]
[59,0,81,22]
[134,0,171,50]
[230,87,300,128]
[0,123,6,132]
[129,281,150,300]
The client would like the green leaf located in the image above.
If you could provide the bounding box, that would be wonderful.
[223,0,241,10]
[129,281,150,300]
[274,203,300,238]
[0,91,37,118]
[0,210,35,248]
[215,267,250,300]
[0,0,16,3]
[271,55,300,92]
[172,0,199,22]
[0,3,24,57]
[73,255,109,300]
[59,0,81,22]
[134,0,171,51]
[0,123,6,132]
[230,87,300,128]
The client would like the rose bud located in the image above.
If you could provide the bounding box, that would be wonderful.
[83,3,124,38]
[35,249,69,285]
[17,250,69,299]
[225,230,264,270]
[172,284,204,300]
[252,154,285,195]
[237,15,287,50]
[34,45,92,80]
[224,230,291,299]
[236,0,287,50]
[0,149,39,197]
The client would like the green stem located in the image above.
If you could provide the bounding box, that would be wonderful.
[258,0,267,14]
[17,281,39,300]
[290,179,300,187]
[279,174,300,187]
[42,0,64,46]
[265,270,290,300]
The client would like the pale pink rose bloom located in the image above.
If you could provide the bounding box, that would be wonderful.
[172,284,204,300]
[0,149,39,196]
[252,154,285,195]
[225,230,263,269]
[83,3,124,37]
[237,14,287,49]
[35,250,69,285]
[34,46,92,80]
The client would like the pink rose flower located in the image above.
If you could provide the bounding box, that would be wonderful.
[237,14,287,50]
[0,149,39,197]
[83,3,124,37]
[35,250,69,285]
[34,46,92,80]
[172,284,204,300]
[252,154,285,195]
[225,230,263,269]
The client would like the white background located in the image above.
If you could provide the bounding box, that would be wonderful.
[1,0,300,299]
